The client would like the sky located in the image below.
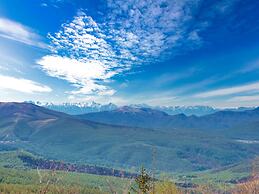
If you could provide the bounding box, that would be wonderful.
[0,0,259,107]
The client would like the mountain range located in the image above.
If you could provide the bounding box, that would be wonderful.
[1,102,259,173]
[79,106,259,137]
[28,101,255,116]
[27,101,118,115]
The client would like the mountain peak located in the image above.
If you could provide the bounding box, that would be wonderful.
[115,106,137,112]
[113,106,168,116]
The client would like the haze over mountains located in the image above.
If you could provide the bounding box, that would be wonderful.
[1,102,259,173]
[28,101,255,116]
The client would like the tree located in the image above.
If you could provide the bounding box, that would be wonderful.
[132,167,153,194]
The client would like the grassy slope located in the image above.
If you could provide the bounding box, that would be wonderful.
[0,150,131,193]
[180,162,251,184]
[0,150,254,190]
[0,167,129,192]
[0,151,129,193]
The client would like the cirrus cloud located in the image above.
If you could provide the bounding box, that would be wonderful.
[194,82,259,98]
[0,18,47,49]
[0,75,52,93]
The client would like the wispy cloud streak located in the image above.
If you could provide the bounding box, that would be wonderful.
[195,82,259,98]
[0,18,47,49]
[229,95,259,102]
[0,75,52,93]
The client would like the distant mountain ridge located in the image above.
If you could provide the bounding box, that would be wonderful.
[27,101,255,116]
[79,106,259,136]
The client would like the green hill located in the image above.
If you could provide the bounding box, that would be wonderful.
[1,102,259,173]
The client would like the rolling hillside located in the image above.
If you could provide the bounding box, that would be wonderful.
[0,102,259,173]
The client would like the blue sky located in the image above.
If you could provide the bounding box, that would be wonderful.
[0,0,259,107]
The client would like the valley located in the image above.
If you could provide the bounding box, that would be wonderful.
[0,102,258,193]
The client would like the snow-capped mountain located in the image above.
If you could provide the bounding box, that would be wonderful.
[26,101,117,115]
[155,105,218,116]
[26,101,255,116]
[127,104,217,116]
[128,104,255,116]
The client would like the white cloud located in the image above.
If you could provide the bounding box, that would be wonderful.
[37,1,237,97]
[0,18,47,49]
[104,0,203,62]
[229,95,259,102]
[195,82,259,98]
[0,75,52,93]
[37,55,115,95]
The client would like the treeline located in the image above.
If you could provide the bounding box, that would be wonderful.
[19,155,137,179]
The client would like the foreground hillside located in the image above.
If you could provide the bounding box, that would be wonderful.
[0,102,259,172]
[0,151,127,193]
[0,150,257,194]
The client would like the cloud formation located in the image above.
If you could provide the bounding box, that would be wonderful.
[37,55,115,95]
[37,0,237,97]
[0,75,52,93]
[229,95,259,102]
[0,18,47,49]
[195,82,259,98]
[104,0,202,61]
